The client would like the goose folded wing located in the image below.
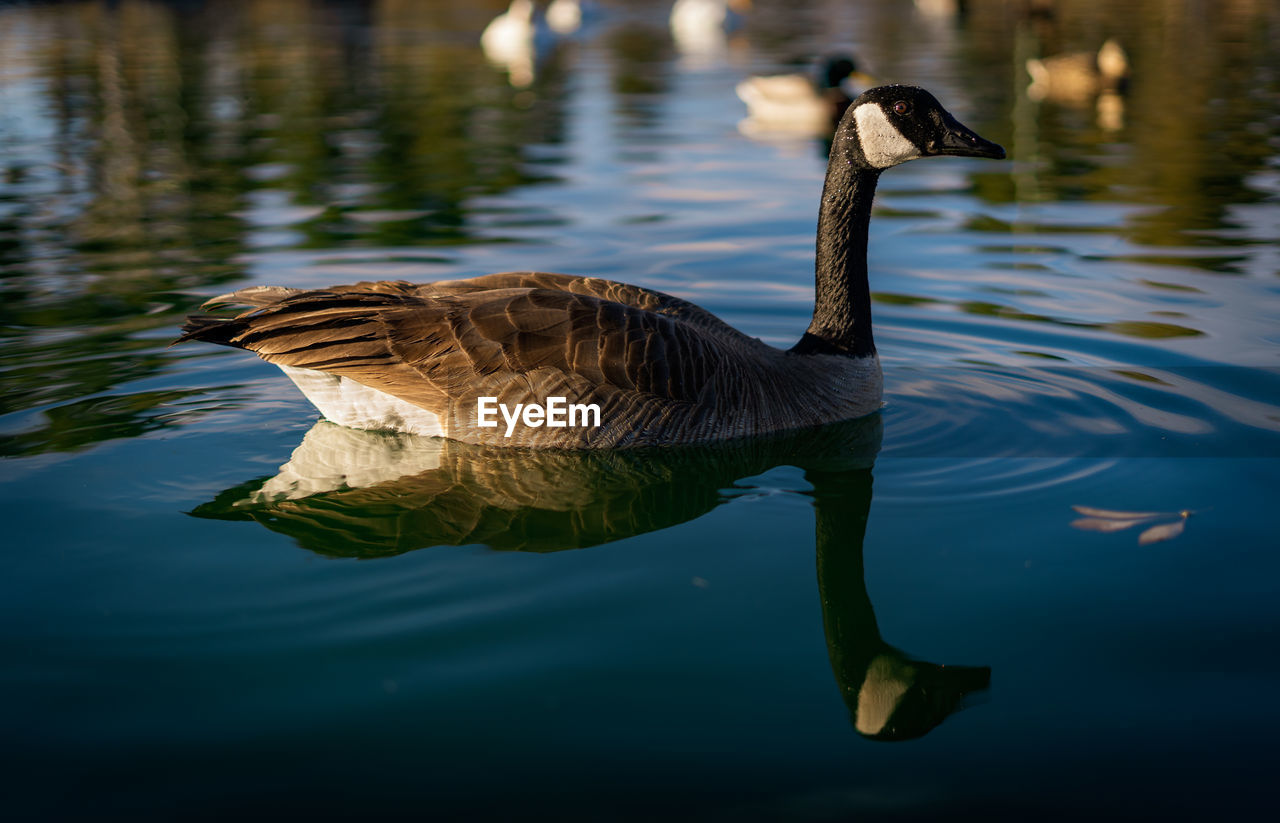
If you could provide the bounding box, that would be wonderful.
[180,286,736,409]
[383,287,726,404]
[202,272,742,340]
[415,271,745,339]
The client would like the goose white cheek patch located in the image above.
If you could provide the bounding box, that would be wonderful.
[854,103,921,168]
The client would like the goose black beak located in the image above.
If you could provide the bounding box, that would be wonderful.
[929,113,1006,159]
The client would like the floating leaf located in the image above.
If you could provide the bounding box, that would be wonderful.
[1070,517,1153,533]
[1071,505,1169,520]
[1138,518,1186,546]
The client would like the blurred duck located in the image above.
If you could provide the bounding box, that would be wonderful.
[737,55,875,135]
[670,0,751,58]
[913,0,967,20]
[481,0,556,87]
[1026,38,1128,103]
[546,0,602,35]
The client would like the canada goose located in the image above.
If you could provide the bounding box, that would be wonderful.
[736,55,876,134]
[1026,38,1128,103]
[176,86,1005,448]
[481,0,556,87]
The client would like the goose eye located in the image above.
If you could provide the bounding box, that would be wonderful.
[892,100,911,116]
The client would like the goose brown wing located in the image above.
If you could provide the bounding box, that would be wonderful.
[421,272,746,340]
[178,283,756,411]
[202,272,743,339]
[381,286,741,404]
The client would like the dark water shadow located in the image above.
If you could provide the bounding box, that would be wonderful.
[193,415,989,741]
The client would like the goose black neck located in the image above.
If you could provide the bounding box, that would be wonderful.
[792,162,880,358]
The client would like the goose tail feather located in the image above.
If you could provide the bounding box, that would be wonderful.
[172,285,299,347]
[202,285,302,309]
[171,314,245,348]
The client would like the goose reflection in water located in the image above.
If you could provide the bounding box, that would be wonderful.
[193,415,988,741]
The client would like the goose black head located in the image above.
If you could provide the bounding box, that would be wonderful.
[851,653,992,742]
[836,85,1006,169]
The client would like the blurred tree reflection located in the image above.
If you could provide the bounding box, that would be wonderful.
[0,0,573,455]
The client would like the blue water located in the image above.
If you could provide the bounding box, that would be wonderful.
[2,1,1279,818]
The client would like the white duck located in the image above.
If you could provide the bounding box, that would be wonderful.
[546,0,602,36]
[669,0,751,61]
[481,0,556,87]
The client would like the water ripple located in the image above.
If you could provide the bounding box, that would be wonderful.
[882,365,1280,459]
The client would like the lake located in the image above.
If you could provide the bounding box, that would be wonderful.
[2,0,1278,818]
